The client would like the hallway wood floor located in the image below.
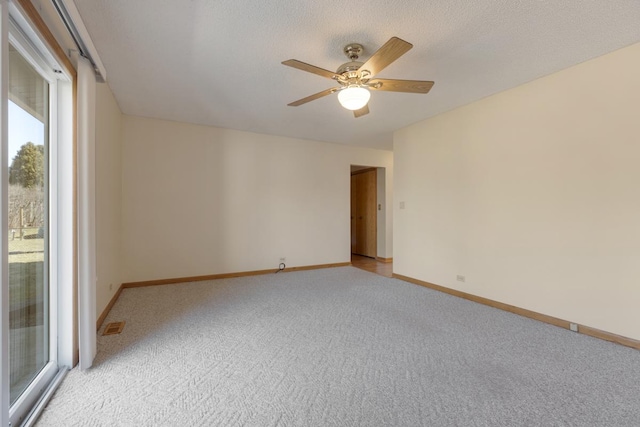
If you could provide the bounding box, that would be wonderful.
[351,255,393,278]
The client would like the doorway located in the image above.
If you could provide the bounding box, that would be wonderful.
[350,167,377,258]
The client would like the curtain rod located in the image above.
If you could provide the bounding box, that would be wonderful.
[50,0,106,81]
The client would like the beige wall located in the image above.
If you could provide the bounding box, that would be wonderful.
[394,42,640,340]
[122,116,393,283]
[95,83,123,315]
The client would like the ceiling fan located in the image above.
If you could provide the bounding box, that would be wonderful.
[282,37,434,118]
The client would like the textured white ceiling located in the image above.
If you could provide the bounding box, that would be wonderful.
[73,0,640,150]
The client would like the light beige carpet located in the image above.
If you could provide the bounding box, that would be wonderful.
[37,267,640,426]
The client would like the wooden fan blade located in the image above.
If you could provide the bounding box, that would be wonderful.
[359,37,413,78]
[282,59,339,80]
[287,88,338,106]
[354,105,369,118]
[369,78,434,94]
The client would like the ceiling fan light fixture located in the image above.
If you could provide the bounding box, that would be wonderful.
[283,37,433,118]
[337,86,370,110]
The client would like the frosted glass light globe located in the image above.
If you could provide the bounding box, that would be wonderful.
[337,86,371,110]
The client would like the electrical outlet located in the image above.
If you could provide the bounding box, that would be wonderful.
[456,275,465,282]
[400,201,405,209]
[570,323,579,332]
[279,257,286,263]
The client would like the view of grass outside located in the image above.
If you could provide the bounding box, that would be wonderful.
[8,186,45,326]
[9,228,45,402]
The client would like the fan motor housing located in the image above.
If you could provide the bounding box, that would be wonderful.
[336,61,363,76]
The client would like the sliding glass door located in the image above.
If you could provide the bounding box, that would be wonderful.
[2,1,74,424]
[7,41,50,406]
[3,4,75,421]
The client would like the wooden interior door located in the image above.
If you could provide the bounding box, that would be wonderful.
[355,172,367,255]
[350,174,357,254]
[351,169,377,258]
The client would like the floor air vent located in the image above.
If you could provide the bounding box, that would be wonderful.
[102,321,126,336]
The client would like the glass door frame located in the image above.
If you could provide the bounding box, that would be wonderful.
[2,1,72,425]
[8,27,57,427]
